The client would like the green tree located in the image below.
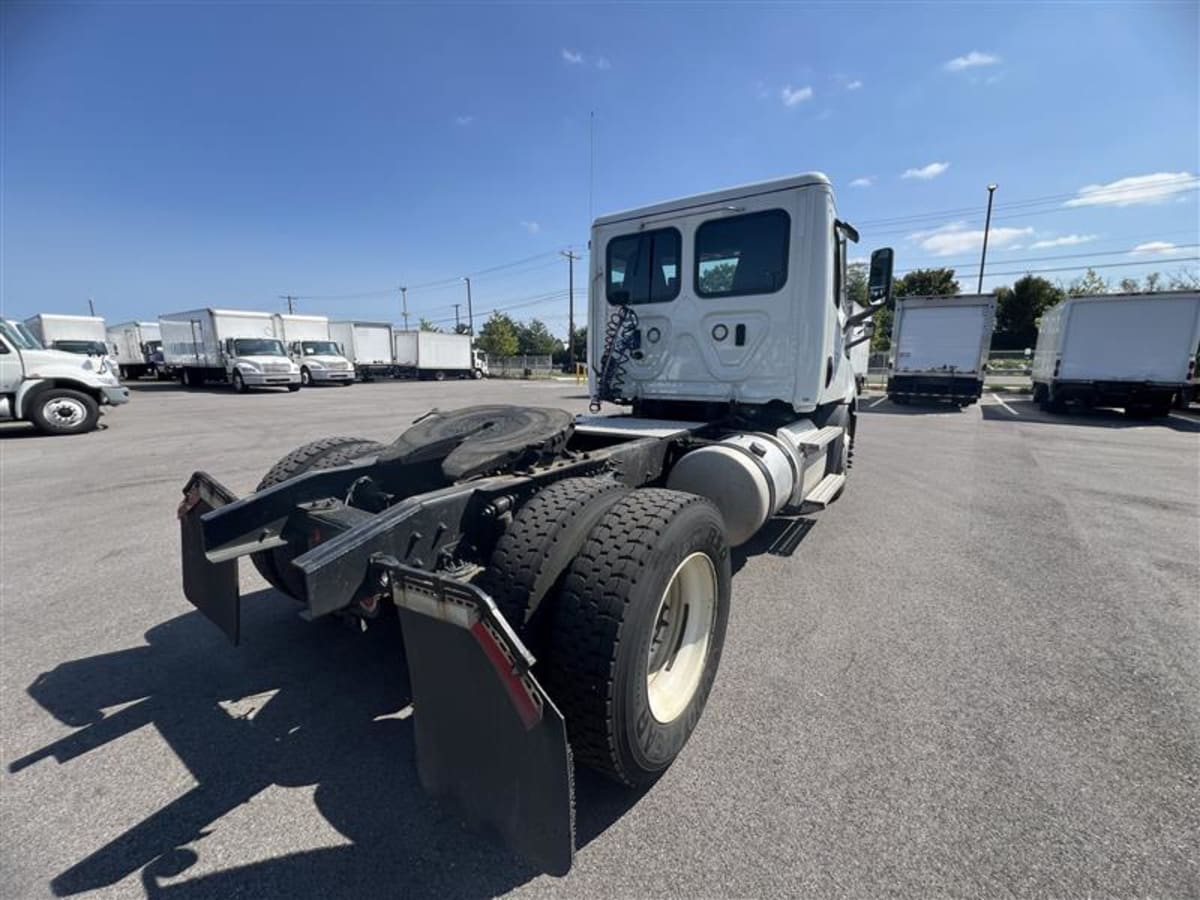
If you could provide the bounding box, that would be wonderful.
[554,326,588,367]
[476,312,519,358]
[872,267,960,351]
[1168,268,1200,290]
[515,318,560,356]
[1118,278,1141,293]
[698,262,737,294]
[1067,267,1109,297]
[846,262,868,309]
[993,275,1063,350]
[418,317,442,333]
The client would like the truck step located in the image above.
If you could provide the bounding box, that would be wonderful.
[805,472,846,508]
[793,425,843,452]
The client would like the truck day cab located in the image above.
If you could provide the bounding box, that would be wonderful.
[177,173,892,874]
[273,314,355,386]
[159,308,301,392]
[1032,291,1200,417]
[1,319,130,434]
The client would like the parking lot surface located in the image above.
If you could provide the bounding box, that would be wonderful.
[2,380,1198,898]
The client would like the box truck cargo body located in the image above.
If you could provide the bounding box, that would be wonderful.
[273,314,355,386]
[160,308,300,392]
[329,321,395,380]
[887,294,995,405]
[1032,291,1200,416]
[23,314,111,359]
[107,321,163,379]
[393,331,484,380]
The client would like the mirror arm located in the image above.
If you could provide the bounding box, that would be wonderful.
[844,301,887,330]
[845,333,873,350]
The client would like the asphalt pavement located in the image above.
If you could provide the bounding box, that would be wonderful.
[2,379,1198,898]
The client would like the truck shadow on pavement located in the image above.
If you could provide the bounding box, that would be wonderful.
[856,398,968,415]
[980,400,1200,432]
[10,593,640,899]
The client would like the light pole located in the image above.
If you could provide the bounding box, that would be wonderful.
[462,276,474,336]
[978,183,997,293]
[561,249,580,371]
[400,286,409,331]
[454,304,461,331]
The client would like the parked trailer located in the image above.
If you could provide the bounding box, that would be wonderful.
[107,321,163,379]
[177,173,893,874]
[1,319,129,434]
[273,314,355,387]
[329,320,395,380]
[159,308,301,392]
[393,330,485,380]
[22,314,111,359]
[887,294,996,406]
[1032,291,1200,417]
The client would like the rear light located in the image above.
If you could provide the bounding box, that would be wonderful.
[1053,359,1061,377]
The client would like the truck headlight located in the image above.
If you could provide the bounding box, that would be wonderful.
[237,361,262,373]
[306,360,326,369]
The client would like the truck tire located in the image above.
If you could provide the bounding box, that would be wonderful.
[300,367,312,386]
[232,371,248,393]
[824,403,854,476]
[472,368,484,380]
[434,370,446,382]
[287,383,301,392]
[482,477,630,644]
[28,388,100,435]
[545,489,731,788]
[250,436,386,598]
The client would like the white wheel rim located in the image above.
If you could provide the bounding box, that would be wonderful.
[44,397,86,428]
[646,552,717,724]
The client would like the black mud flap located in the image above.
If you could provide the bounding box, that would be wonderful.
[178,472,241,644]
[381,561,575,876]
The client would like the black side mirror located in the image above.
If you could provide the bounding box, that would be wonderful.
[868,248,894,305]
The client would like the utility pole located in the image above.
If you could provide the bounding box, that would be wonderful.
[561,249,581,371]
[978,183,998,293]
[279,294,297,314]
[461,276,474,335]
[400,286,409,331]
[87,297,95,316]
[454,304,461,331]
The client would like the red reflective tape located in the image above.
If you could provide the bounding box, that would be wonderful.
[470,620,541,730]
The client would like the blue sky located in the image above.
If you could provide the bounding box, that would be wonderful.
[3,1,1197,333]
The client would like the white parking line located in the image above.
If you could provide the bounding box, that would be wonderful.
[869,395,887,408]
[991,393,1018,415]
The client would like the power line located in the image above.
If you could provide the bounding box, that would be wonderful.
[895,256,1198,280]
[878,242,1200,274]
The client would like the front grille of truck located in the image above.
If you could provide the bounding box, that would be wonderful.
[263,362,291,374]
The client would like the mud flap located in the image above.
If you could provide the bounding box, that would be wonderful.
[381,561,575,875]
[178,472,241,644]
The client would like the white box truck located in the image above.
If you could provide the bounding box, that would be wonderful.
[1,319,130,434]
[159,308,301,392]
[393,330,486,380]
[329,320,395,380]
[887,294,996,406]
[1032,291,1200,417]
[107,321,163,380]
[273,314,355,387]
[23,314,111,359]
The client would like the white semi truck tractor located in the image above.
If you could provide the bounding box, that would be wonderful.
[159,308,301,392]
[1,319,130,434]
[177,173,892,874]
[273,314,355,386]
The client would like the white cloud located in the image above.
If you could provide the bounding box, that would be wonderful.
[902,161,950,180]
[561,48,583,64]
[1029,234,1097,249]
[595,56,611,70]
[846,79,863,90]
[850,176,875,188]
[945,51,1001,72]
[781,85,814,107]
[454,115,474,126]
[1131,241,1183,256]
[521,220,541,235]
[1064,172,1196,208]
[909,221,1033,256]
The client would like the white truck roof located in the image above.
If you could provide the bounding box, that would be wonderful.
[161,308,274,320]
[593,172,831,227]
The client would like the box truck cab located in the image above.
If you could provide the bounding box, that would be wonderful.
[273,314,354,386]
[159,308,301,392]
[1032,291,1200,417]
[0,319,130,434]
[886,294,996,406]
[107,321,163,379]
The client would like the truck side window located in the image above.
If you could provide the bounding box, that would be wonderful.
[695,209,790,298]
[606,227,682,304]
[0,340,9,354]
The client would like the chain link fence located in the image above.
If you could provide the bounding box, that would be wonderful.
[488,355,556,378]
